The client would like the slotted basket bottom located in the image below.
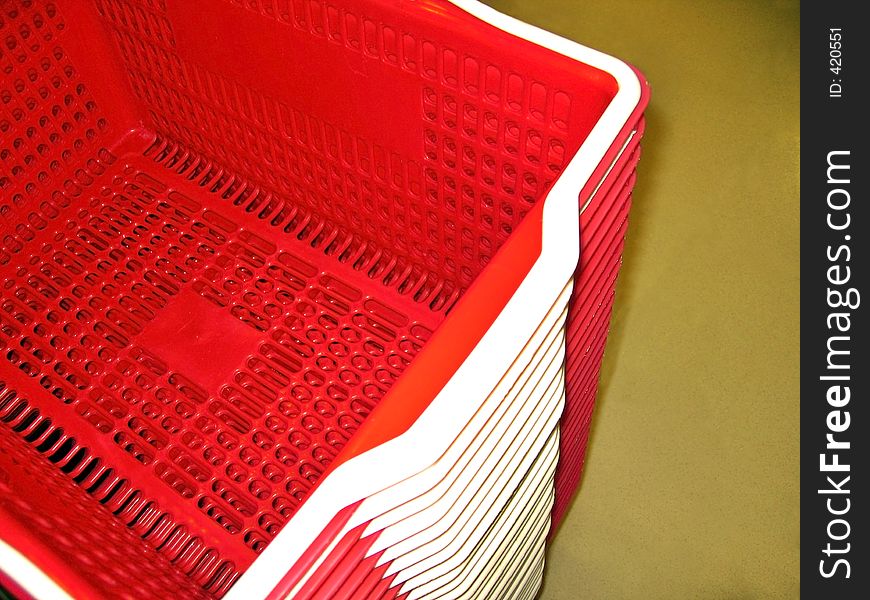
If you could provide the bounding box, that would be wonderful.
[1,130,446,593]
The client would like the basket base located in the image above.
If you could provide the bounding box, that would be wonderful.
[0,129,443,592]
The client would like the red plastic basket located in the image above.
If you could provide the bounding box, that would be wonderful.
[1,0,648,597]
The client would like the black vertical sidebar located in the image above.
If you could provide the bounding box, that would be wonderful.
[801,3,867,598]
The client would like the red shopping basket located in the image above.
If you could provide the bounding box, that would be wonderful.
[1,0,648,598]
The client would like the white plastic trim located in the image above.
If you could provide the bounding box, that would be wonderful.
[281,294,568,597]
[366,301,568,546]
[434,444,557,600]
[384,371,564,577]
[410,431,559,599]
[393,407,562,591]
[0,540,74,600]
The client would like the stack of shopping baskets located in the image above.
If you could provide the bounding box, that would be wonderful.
[0,0,648,597]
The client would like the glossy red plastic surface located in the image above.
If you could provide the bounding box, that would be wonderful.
[0,413,213,599]
[552,111,648,530]
[1,0,637,597]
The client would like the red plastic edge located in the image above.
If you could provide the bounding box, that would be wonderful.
[550,62,651,531]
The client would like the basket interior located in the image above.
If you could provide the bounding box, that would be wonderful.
[1,0,617,596]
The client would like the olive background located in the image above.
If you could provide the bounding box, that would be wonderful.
[482,1,800,598]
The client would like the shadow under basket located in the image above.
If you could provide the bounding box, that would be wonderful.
[0,1,648,598]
